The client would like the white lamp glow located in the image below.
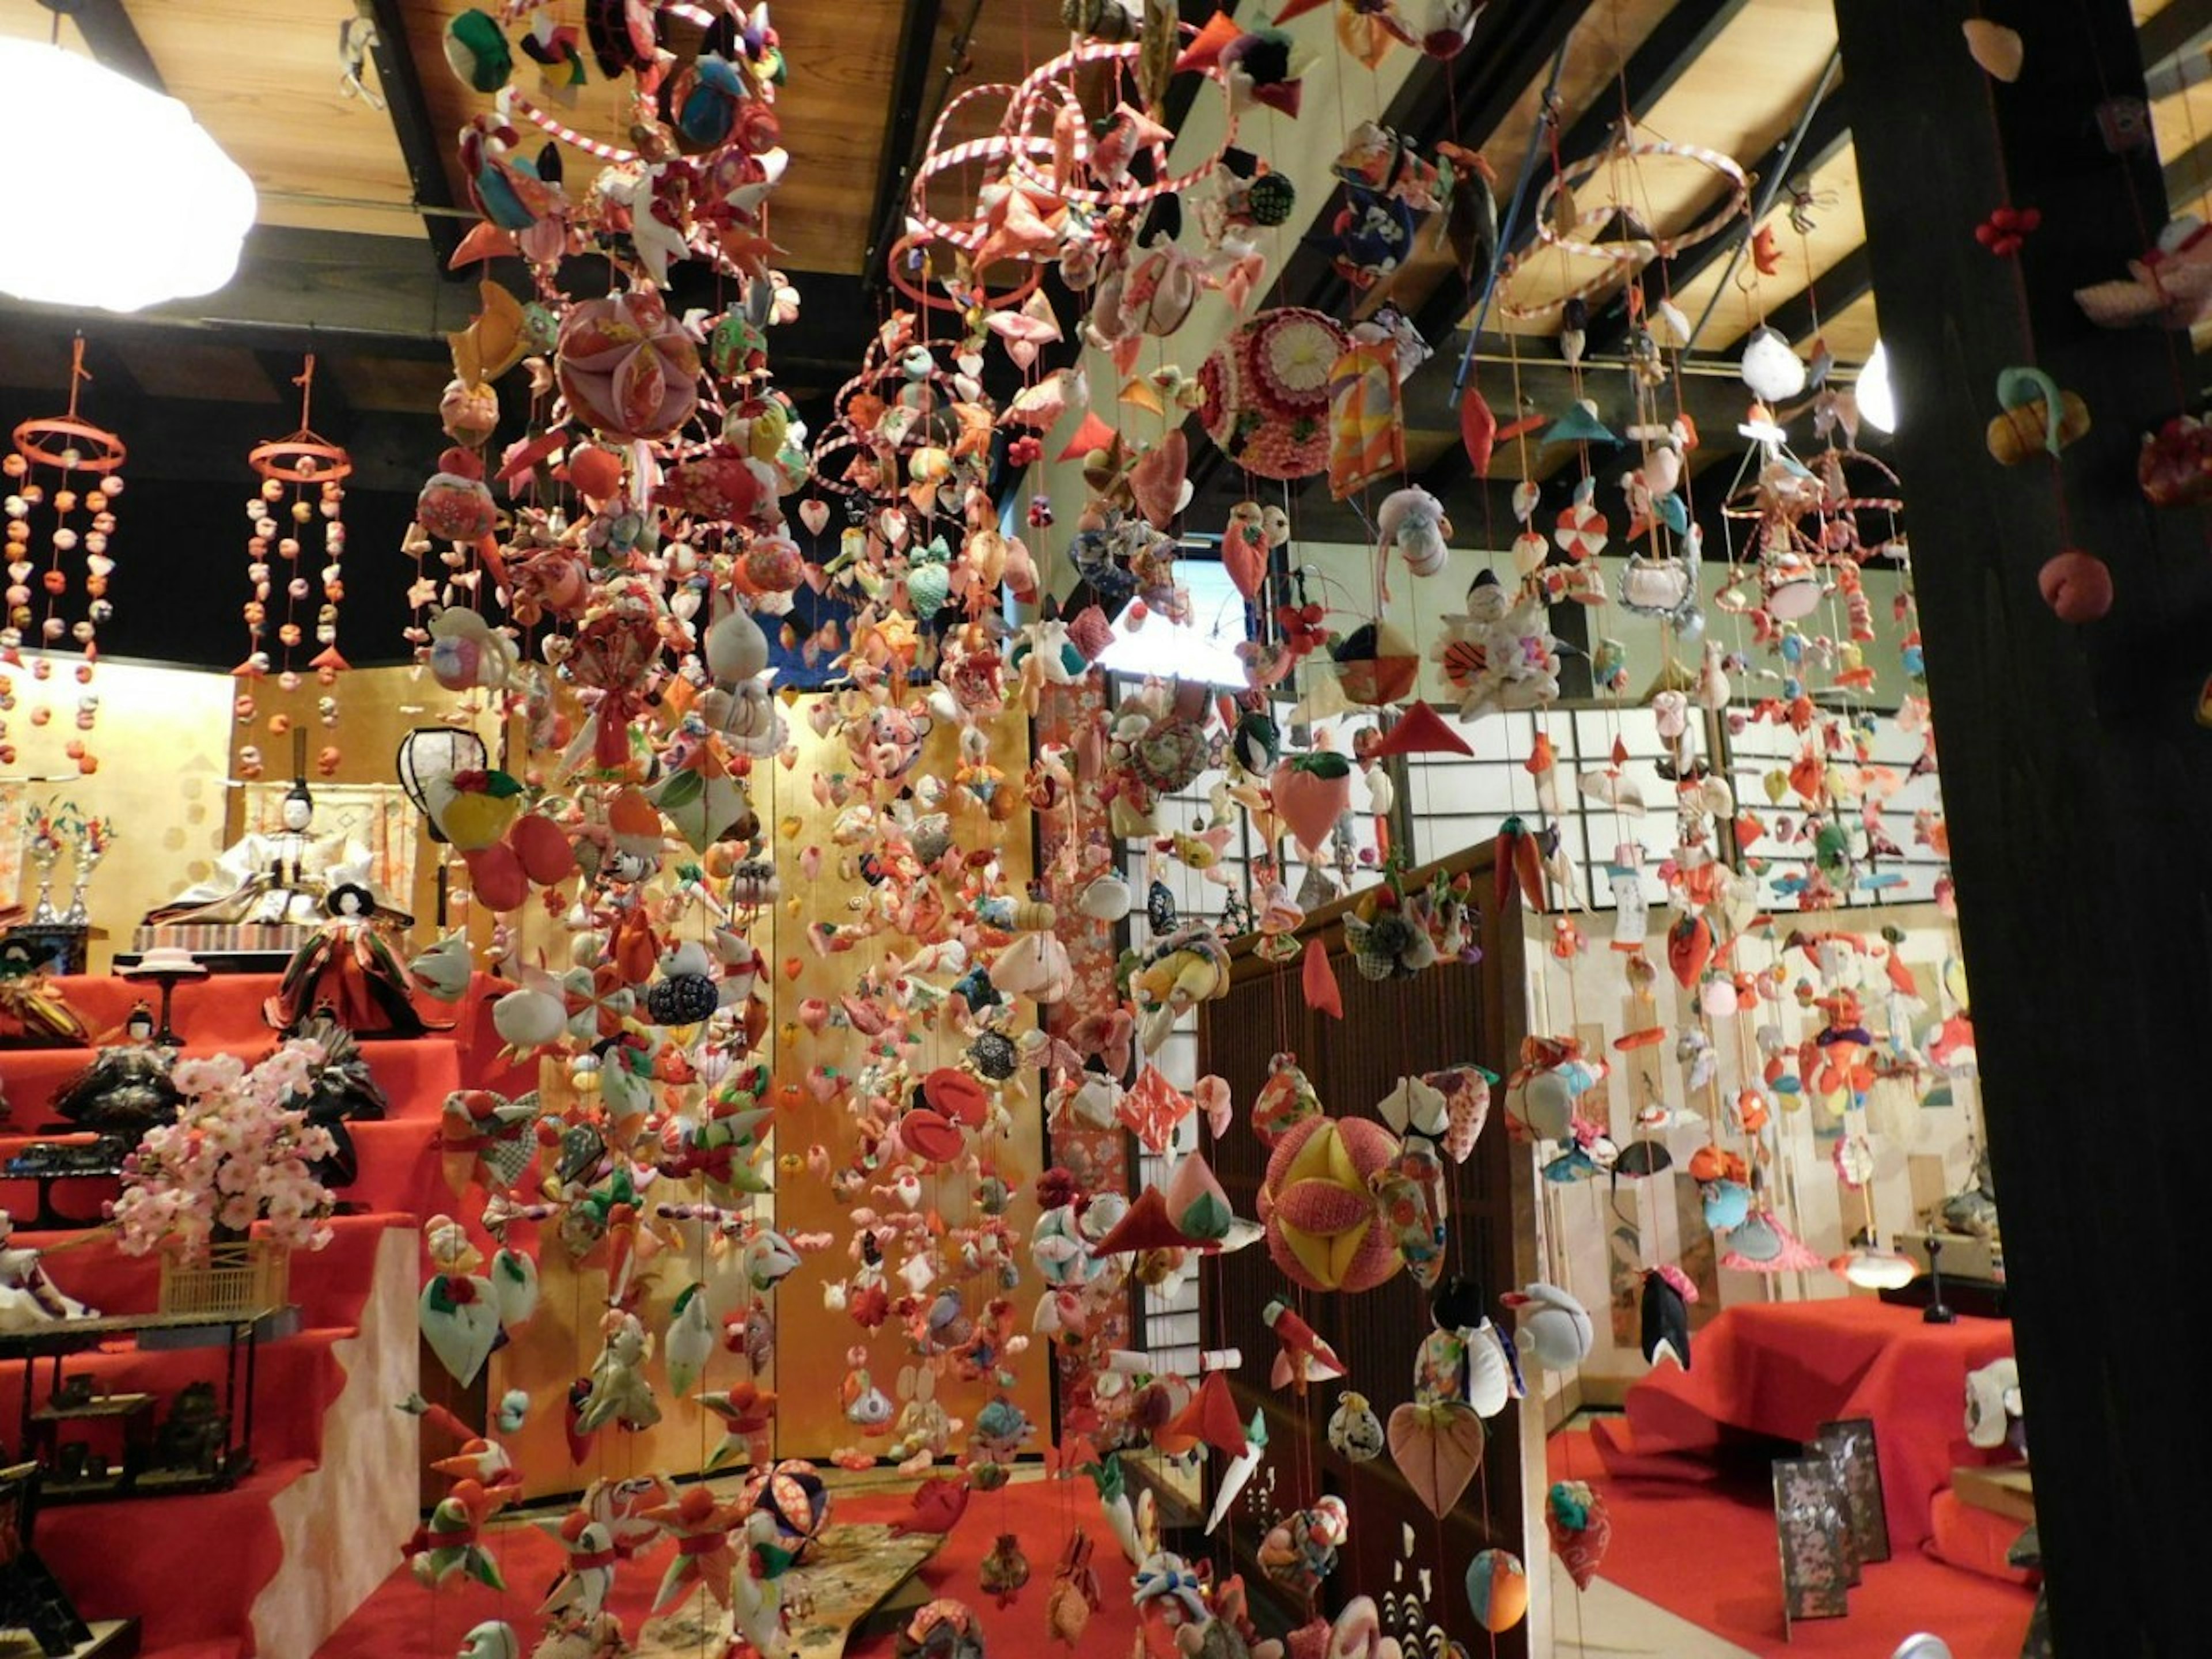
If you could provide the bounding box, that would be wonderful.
[1856,339,1897,433]
[0,38,257,312]
[1097,559,1253,688]
[1832,1244,1921,1291]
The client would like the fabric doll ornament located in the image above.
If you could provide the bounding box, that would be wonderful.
[1301,937,1343,1018]
[1330,618,1419,706]
[645,1484,747,1615]
[1388,1381,1485,1518]
[1422,1065,1494,1161]
[408,1487,507,1589]
[1640,1263,1696,1368]
[1251,1052,1323,1145]
[1547,1479,1613,1591]
[419,1217,501,1386]
[557,290,702,441]
[1374,486,1452,578]
[1270,748,1353,853]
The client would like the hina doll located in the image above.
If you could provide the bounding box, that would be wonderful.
[263,882,426,1037]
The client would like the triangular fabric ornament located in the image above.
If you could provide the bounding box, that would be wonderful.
[1162,1369,1249,1460]
[1370,699,1474,757]
[1302,937,1343,1018]
[1460,384,1498,477]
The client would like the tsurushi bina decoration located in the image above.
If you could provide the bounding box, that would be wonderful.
[5,335,125,770]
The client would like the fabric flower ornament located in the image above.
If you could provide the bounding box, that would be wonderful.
[1974,204,2041,257]
[556,289,703,440]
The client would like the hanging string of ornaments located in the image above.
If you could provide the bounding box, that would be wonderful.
[2,336,123,775]
[237,355,353,781]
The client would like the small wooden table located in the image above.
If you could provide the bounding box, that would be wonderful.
[0,1309,275,1503]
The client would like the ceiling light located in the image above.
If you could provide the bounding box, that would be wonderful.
[1856,339,1897,433]
[0,38,256,313]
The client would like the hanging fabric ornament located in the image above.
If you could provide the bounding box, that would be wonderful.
[245,355,354,752]
[6,337,126,766]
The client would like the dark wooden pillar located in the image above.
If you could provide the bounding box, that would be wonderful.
[1835,2,2212,1654]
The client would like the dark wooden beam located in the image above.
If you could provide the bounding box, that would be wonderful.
[2164,128,2212,210]
[1584,93,1850,359]
[48,0,164,91]
[2139,2,2211,96]
[858,0,952,304]
[253,348,355,441]
[1285,0,1602,327]
[1411,0,1753,346]
[1836,1,2212,1653]
[365,0,465,270]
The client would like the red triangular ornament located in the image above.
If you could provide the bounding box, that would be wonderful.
[1302,937,1343,1019]
[1370,699,1475,757]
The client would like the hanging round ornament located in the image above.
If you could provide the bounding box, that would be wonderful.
[1198,308,1350,482]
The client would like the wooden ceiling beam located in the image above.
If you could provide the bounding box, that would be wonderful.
[1187,0,1600,512]
[253,347,355,441]
[364,0,465,269]
[1291,0,1604,329]
[858,0,953,304]
[2140,3,2212,98]
[47,0,164,91]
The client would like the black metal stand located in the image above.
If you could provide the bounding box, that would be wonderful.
[1921,1236,1956,1326]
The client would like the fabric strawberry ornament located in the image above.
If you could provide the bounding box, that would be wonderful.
[1546,1479,1613,1590]
[1665,912,1714,988]
[1271,748,1353,853]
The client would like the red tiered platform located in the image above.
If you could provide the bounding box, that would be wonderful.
[1588,1296,2017,1551]
[1,971,532,1659]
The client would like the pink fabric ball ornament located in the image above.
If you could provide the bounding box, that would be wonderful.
[556,290,703,440]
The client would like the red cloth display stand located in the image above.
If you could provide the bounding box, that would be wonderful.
[0,971,532,1657]
[1592,1296,2017,1550]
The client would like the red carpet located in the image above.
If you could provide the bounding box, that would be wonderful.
[1548,1426,2036,1658]
[313,1470,1145,1657]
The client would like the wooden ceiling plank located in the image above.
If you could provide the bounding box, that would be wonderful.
[1742,240,1872,356]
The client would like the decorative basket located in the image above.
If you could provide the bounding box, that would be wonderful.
[157,1237,289,1319]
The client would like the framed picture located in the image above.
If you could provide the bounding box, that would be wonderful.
[1815,1418,1892,1565]
[1772,1456,1853,1631]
